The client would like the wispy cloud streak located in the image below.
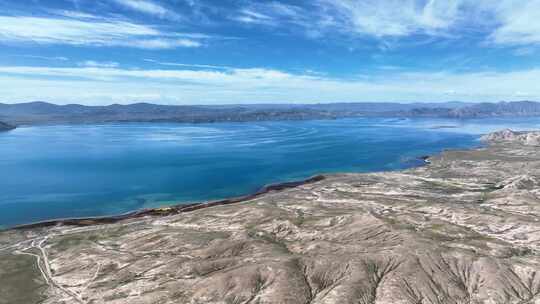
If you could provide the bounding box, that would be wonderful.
[144,59,233,70]
[0,15,202,49]
[489,0,540,46]
[2,65,540,104]
[112,0,182,20]
[78,61,120,68]
[229,0,540,47]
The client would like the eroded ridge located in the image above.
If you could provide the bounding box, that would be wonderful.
[1,130,540,304]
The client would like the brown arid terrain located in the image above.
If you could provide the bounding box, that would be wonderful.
[1,129,540,304]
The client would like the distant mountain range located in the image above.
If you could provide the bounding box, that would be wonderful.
[404,101,540,118]
[0,101,539,126]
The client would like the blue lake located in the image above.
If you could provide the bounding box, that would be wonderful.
[2,117,540,228]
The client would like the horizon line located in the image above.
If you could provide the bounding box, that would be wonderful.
[1,100,539,107]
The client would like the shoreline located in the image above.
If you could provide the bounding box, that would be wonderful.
[0,130,540,304]
[5,149,460,231]
[1,125,487,231]
[8,175,325,231]
[6,151,443,231]
[3,129,540,303]
[4,148,476,231]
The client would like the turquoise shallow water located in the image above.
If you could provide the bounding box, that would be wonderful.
[1,116,540,228]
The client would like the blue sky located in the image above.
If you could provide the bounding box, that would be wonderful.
[1,0,540,105]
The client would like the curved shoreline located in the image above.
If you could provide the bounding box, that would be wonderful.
[5,130,540,304]
[5,153,450,231]
[9,175,325,231]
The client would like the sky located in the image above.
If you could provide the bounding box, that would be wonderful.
[1,0,540,105]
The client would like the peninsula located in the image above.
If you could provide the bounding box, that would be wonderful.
[1,129,539,303]
[0,121,15,131]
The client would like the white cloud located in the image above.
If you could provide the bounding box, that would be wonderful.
[490,0,540,46]
[321,0,540,46]
[232,0,469,38]
[233,9,276,25]
[0,15,202,49]
[230,2,312,29]
[144,59,232,70]
[49,10,101,19]
[229,1,540,48]
[240,10,272,21]
[78,61,120,68]
[0,66,298,84]
[2,65,540,104]
[12,55,69,61]
[112,0,182,20]
[316,0,465,37]
[134,38,201,48]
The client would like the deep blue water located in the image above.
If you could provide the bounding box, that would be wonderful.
[2,117,540,228]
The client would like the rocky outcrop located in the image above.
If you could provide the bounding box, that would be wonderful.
[1,130,540,304]
[481,129,540,146]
